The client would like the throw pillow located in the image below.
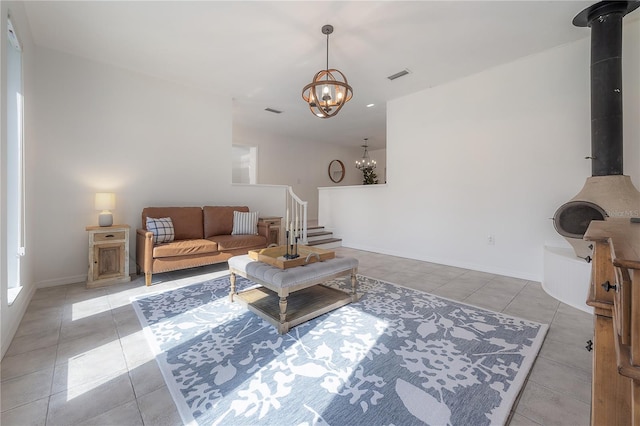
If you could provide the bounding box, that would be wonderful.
[146,217,175,244]
[231,210,259,235]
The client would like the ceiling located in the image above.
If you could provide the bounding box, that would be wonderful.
[21,1,614,150]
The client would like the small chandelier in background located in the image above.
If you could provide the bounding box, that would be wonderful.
[302,24,353,118]
[355,138,376,170]
[355,138,378,185]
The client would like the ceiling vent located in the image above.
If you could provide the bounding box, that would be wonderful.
[265,107,283,114]
[387,69,410,81]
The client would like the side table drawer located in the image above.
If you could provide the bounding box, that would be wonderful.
[613,266,631,346]
[93,231,126,242]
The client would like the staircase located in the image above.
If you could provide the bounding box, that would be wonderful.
[285,186,341,249]
[306,226,342,249]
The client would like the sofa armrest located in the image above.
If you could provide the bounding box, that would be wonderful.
[257,222,269,240]
[136,228,154,274]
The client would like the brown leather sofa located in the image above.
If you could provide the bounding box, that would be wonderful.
[136,206,268,286]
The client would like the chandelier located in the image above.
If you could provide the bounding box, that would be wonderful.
[302,25,353,118]
[355,138,376,170]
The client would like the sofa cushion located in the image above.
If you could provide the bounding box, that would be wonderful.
[152,239,218,258]
[231,210,259,235]
[203,206,248,238]
[146,217,175,244]
[142,207,203,240]
[208,234,266,251]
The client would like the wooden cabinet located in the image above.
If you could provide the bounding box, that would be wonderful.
[585,219,640,425]
[259,217,282,246]
[86,225,131,288]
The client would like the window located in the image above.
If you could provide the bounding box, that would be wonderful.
[232,145,257,184]
[6,16,25,303]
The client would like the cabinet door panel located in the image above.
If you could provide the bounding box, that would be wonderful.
[93,242,125,281]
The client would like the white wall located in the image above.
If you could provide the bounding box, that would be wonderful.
[1,1,37,357]
[233,125,363,220]
[320,20,640,281]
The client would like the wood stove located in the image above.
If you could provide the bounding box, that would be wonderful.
[553,1,640,260]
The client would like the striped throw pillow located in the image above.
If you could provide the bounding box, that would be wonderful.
[231,211,259,235]
[146,217,175,244]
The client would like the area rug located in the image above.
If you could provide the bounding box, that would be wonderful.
[131,274,548,426]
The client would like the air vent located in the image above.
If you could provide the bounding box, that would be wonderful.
[387,69,410,81]
[265,107,283,114]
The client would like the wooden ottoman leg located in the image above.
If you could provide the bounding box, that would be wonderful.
[351,270,358,302]
[229,272,236,302]
[145,272,151,287]
[279,296,289,333]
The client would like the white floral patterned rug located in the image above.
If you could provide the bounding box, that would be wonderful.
[131,274,548,426]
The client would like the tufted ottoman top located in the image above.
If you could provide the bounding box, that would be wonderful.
[228,254,358,289]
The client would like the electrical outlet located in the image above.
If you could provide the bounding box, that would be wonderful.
[487,235,495,245]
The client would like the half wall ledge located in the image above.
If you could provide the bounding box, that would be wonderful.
[542,245,593,314]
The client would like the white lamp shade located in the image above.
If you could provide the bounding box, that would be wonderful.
[95,192,115,211]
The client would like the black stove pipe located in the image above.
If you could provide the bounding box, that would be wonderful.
[573,1,640,176]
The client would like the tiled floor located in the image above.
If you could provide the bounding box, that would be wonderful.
[1,247,593,425]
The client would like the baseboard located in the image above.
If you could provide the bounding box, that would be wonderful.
[36,274,87,288]
[1,284,37,358]
[342,242,540,282]
[34,257,136,289]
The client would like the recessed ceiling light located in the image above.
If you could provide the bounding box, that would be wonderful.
[265,107,283,114]
[387,69,410,81]
[366,103,375,108]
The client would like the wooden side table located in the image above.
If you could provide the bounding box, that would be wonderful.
[86,224,131,288]
[258,217,282,246]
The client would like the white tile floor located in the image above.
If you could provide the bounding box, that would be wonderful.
[1,247,593,425]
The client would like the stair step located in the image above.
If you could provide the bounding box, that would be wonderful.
[308,230,331,236]
[306,237,342,249]
[307,230,333,242]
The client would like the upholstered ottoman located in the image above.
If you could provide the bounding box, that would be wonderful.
[228,254,359,333]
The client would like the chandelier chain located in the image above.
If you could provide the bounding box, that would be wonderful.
[326,31,329,73]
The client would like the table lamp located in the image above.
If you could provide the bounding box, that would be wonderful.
[95,192,115,227]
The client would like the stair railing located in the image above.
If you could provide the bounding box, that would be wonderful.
[286,187,308,245]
